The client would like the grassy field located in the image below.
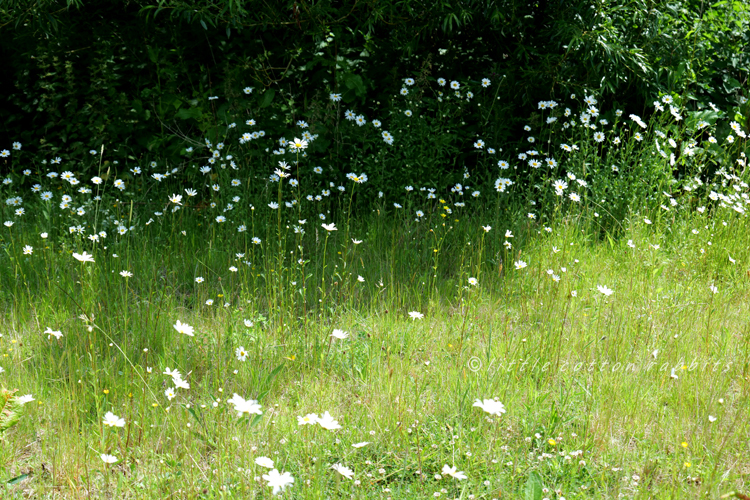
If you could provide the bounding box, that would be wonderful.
[1,192,749,499]
[1,90,749,498]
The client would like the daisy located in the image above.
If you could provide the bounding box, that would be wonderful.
[45,328,62,339]
[227,394,263,417]
[103,411,126,428]
[263,469,294,496]
[255,457,275,469]
[72,251,95,263]
[297,413,319,425]
[330,329,348,340]
[235,346,248,361]
[441,464,467,480]
[473,398,506,416]
[331,463,354,479]
[17,394,34,404]
[317,411,342,430]
[408,311,424,320]
[173,320,194,337]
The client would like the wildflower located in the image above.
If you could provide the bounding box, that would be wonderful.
[441,464,467,480]
[322,223,337,231]
[263,469,294,496]
[597,285,614,296]
[73,252,95,263]
[119,271,132,278]
[514,260,527,270]
[290,137,308,150]
[330,329,348,340]
[227,394,263,417]
[473,399,505,416]
[553,180,568,194]
[236,346,248,361]
[297,413,318,425]
[330,93,342,102]
[255,457,275,469]
[332,463,354,479]
[103,411,126,428]
[173,320,195,337]
[409,311,424,320]
[481,78,490,87]
[100,454,119,464]
[468,277,478,286]
[450,80,459,89]
[317,411,342,430]
[45,328,63,340]
[164,387,176,400]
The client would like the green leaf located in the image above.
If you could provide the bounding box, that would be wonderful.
[524,472,543,500]
[147,45,158,64]
[175,107,202,120]
[259,89,275,108]
[344,73,366,97]
[7,473,28,485]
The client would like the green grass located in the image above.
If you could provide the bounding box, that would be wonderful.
[0,197,749,499]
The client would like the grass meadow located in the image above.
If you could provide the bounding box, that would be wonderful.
[0,88,749,499]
